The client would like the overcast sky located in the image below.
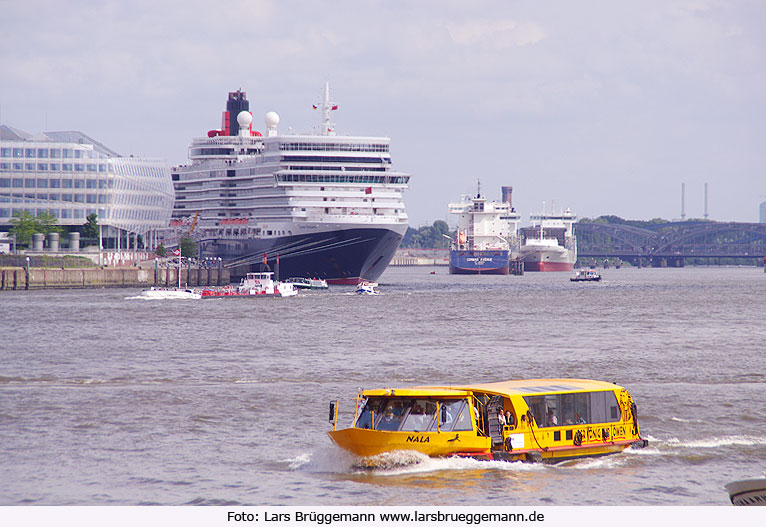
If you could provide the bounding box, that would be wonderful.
[2,0,765,225]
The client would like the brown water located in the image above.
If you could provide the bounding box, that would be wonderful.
[1,266,764,505]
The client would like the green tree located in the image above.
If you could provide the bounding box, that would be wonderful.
[9,211,62,248]
[180,237,197,258]
[401,221,454,248]
[155,243,167,257]
[82,213,99,240]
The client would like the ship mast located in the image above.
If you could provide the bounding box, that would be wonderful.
[317,81,337,136]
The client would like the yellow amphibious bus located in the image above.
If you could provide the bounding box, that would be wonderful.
[328,379,647,462]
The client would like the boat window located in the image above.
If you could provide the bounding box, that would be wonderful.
[524,391,620,426]
[590,391,621,423]
[375,400,410,431]
[400,399,436,432]
[428,399,473,432]
[355,397,381,429]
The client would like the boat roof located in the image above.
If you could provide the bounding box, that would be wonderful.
[364,379,623,398]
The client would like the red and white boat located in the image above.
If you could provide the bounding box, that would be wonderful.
[200,272,297,298]
[519,206,577,272]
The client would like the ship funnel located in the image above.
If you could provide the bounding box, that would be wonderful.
[225,90,250,136]
[502,186,513,208]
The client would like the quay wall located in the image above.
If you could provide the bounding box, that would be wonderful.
[0,266,231,291]
[390,248,449,266]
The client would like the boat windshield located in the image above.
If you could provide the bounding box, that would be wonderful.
[355,397,473,432]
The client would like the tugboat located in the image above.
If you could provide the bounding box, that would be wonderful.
[570,269,602,282]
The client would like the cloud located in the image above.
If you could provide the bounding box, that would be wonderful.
[446,19,546,49]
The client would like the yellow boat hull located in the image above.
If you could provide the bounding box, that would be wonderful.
[328,428,492,458]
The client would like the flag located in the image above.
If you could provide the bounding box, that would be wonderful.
[312,105,317,110]
[262,253,267,265]
[173,248,181,256]
[331,105,338,110]
[364,186,372,194]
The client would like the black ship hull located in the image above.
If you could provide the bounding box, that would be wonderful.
[199,226,404,284]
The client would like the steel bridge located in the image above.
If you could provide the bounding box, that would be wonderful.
[575,221,766,267]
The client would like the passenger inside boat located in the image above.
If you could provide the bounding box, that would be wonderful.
[354,397,473,433]
[523,391,622,428]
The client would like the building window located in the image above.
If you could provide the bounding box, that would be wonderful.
[62,164,73,172]
[49,149,61,158]
[49,179,61,188]
[37,164,48,171]
[37,179,48,188]
[13,148,23,158]
[37,149,48,158]
[25,149,36,158]
[25,179,35,188]
[49,163,60,171]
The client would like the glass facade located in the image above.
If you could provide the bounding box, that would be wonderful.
[0,130,173,236]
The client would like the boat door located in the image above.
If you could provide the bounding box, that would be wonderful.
[486,395,505,446]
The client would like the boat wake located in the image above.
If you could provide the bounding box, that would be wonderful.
[663,435,766,449]
[287,447,544,476]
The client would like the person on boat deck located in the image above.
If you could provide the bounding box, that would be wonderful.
[497,410,506,427]
[576,412,586,424]
[546,408,558,427]
[505,411,515,428]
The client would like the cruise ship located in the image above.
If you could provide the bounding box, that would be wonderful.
[448,185,521,274]
[165,84,410,284]
[519,205,577,272]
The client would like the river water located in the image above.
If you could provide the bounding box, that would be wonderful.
[1,266,764,506]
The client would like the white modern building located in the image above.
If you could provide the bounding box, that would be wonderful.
[0,125,173,252]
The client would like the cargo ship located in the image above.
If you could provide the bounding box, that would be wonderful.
[448,185,521,275]
[163,84,410,284]
[519,206,577,272]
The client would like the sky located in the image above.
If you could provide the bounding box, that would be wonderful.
[2,0,765,226]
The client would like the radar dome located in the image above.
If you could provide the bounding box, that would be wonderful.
[265,111,280,127]
[237,111,253,127]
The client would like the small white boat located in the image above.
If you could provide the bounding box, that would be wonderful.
[137,287,202,300]
[285,277,329,289]
[726,477,766,506]
[570,269,602,282]
[355,281,380,295]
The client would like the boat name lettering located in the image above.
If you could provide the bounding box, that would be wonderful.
[465,257,493,263]
[406,435,429,443]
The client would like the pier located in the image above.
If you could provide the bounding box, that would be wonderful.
[0,259,229,291]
